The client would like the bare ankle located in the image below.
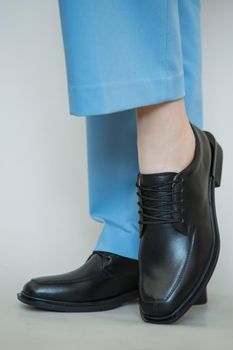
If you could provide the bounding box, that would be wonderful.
[136,99,196,174]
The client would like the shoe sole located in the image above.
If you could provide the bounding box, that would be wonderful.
[140,129,223,324]
[17,289,139,312]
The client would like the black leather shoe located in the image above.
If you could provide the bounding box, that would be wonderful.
[17,251,139,312]
[136,123,223,324]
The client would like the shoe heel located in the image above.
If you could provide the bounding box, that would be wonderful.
[194,287,208,305]
[205,131,223,187]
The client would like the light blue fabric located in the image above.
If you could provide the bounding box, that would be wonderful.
[58,0,203,260]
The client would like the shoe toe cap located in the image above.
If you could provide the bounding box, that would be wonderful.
[141,299,175,319]
[21,279,50,299]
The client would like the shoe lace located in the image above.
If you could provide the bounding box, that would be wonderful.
[91,251,112,262]
[136,176,184,225]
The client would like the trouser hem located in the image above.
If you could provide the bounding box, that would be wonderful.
[94,227,139,261]
[68,73,185,117]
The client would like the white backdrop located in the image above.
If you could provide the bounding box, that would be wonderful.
[0,0,232,301]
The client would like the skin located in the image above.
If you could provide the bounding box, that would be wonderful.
[136,99,196,174]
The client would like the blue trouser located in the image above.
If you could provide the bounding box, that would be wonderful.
[58,0,203,260]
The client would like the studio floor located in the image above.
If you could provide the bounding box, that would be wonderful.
[1,289,233,350]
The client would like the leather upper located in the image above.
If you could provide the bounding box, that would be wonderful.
[138,123,215,317]
[22,251,138,302]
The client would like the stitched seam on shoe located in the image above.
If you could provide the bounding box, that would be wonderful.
[33,272,109,285]
[149,231,196,302]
